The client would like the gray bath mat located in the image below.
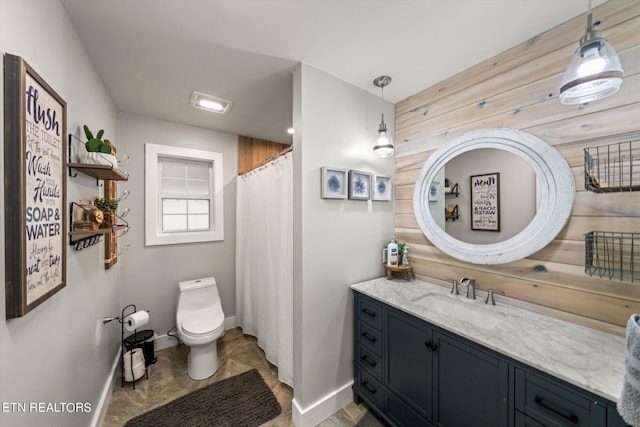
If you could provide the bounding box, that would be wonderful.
[124,368,281,427]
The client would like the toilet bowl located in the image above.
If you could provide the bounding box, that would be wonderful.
[176,277,225,380]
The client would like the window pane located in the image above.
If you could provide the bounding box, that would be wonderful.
[162,199,187,214]
[162,177,186,194]
[187,179,210,195]
[161,161,186,178]
[188,164,209,180]
[188,214,209,230]
[163,214,187,231]
[188,199,210,214]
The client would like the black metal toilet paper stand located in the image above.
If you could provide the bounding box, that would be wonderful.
[120,304,149,389]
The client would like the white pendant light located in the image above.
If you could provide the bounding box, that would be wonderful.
[373,76,394,158]
[559,0,623,105]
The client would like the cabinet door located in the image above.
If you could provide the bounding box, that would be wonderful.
[608,404,632,427]
[515,367,606,427]
[386,308,433,422]
[433,331,509,427]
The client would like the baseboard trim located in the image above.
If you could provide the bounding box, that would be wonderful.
[89,347,121,427]
[292,380,354,427]
[224,315,236,331]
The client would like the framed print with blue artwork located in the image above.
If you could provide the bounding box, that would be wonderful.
[348,170,371,200]
[372,175,392,201]
[321,167,347,199]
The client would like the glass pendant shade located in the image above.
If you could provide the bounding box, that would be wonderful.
[373,115,394,158]
[559,14,623,105]
[373,75,394,158]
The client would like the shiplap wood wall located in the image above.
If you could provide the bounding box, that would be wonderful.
[238,135,288,175]
[394,0,640,332]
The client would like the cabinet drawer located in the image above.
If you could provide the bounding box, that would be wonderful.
[358,296,382,330]
[357,344,382,379]
[515,368,606,426]
[386,391,430,427]
[356,369,384,409]
[358,321,382,355]
[515,410,548,427]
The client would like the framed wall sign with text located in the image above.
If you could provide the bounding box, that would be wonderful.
[4,54,67,318]
[470,172,500,232]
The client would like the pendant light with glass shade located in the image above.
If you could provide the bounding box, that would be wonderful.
[373,76,394,157]
[559,0,623,105]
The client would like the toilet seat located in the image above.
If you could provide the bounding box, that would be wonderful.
[180,306,224,337]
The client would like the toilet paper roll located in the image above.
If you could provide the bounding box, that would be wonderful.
[124,311,149,332]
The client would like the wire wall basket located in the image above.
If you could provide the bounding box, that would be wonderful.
[584,139,640,192]
[585,232,638,283]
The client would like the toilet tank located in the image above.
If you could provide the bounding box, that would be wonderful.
[178,277,220,310]
[179,276,216,292]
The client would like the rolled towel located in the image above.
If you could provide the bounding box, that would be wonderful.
[619,314,640,425]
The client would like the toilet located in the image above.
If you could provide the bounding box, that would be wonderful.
[176,277,225,380]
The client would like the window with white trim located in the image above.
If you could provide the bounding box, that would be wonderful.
[145,143,223,246]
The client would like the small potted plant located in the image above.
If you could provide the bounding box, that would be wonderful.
[93,197,118,227]
[77,125,118,168]
[444,178,452,194]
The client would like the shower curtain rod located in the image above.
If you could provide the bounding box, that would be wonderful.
[238,145,293,176]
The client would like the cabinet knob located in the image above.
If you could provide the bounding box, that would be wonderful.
[362,332,377,343]
[362,355,377,367]
[362,308,377,318]
[424,341,437,351]
[362,381,377,394]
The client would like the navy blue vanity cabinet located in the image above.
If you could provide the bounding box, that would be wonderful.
[515,367,632,427]
[353,290,628,427]
[354,292,508,427]
[386,308,433,426]
[608,403,631,427]
[433,330,510,427]
[354,293,386,412]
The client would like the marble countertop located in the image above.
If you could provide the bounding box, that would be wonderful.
[351,277,626,403]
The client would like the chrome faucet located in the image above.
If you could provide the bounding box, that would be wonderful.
[485,289,505,305]
[459,277,476,300]
[450,280,460,295]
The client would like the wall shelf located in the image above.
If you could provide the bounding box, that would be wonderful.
[68,132,130,267]
[69,224,127,239]
[67,133,129,183]
[585,231,638,283]
[584,139,639,193]
[68,202,128,251]
[444,183,459,197]
[445,205,459,221]
[68,163,129,181]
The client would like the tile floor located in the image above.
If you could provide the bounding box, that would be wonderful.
[101,328,371,427]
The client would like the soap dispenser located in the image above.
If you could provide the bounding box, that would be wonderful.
[387,237,399,266]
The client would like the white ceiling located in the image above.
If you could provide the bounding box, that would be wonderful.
[61,0,603,145]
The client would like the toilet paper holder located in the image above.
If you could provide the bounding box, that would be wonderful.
[103,304,151,389]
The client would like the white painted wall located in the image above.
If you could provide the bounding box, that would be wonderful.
[0,1,120,426]
[117,114,237,342]
[292,64,395,426]
[444,148,536,244]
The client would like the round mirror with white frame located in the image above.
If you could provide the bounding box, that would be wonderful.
[413,128,575,265]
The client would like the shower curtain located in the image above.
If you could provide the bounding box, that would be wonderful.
[235,151,293,386]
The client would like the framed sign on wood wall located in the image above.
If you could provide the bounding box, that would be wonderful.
[4,54,67,318]
[470,172,500,232]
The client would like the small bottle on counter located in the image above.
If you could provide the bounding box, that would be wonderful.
[402,246,410,267]
[387,237,399,266]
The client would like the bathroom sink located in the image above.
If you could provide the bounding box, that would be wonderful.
[411,293,507,330]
